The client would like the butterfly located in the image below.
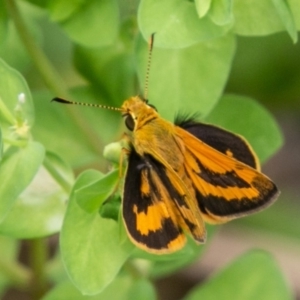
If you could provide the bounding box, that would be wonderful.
[53,34,279,254]
[53,95,279,254]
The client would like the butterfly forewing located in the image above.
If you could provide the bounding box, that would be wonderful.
[179,120,259,170]
[123,149,187,253]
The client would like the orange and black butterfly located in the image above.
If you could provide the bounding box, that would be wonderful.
[53,37,279,254]
[54,95,279,254]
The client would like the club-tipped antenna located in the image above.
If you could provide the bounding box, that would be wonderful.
[52,97,122,111]
[143,33,155,102]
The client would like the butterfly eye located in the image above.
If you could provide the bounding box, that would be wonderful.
[125,114,135,131]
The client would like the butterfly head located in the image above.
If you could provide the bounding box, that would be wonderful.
[121,96,158,131]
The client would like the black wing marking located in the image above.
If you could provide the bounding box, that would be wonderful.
[122,149,186,253]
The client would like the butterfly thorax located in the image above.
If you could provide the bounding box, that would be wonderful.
[121,96,186,172]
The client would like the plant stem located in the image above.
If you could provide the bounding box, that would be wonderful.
[43,155,73,193]
[28,238,48,300]
[5,0,105,155]
[0,255,30,290]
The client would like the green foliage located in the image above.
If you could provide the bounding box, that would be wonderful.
[0,0,297,299]
[57,0,119,48]
[184,250,293,300]
[60,170,132,295]
[136,33,236,121]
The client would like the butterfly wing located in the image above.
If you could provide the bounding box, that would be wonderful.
[122,149,205,253]
[175,125,279,224]
[179,120,259,170]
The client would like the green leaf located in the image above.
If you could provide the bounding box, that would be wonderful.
[47,0,85,22]
[0,152,72,238]
[195,0,212,18]
[0,141,45,222]
[205,94,283,163]
[32,88,122,169]
[272,0,298,43]
[60,170,132,295]
[99,194,121,222]
[59,0,119,47]
[233,0,285,36]
[136,34,236,121]
[74,20,136,105]
[42,280,97,300]
[208,0,233,25]
[0,58,34,129]
[0,22,30,73]
[75,169,119,213]
[42,276,155,300]
[184,250,293,300]
[289,0,300,30]
[127,278,157,300]
[138,0,232,48]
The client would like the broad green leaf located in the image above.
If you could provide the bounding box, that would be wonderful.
[75,169,119,213]
[127,278,157,300]
[42,280,98,300]
[0,58,34,129]
[289,0,300,30]
[42,276,155,300]
[195,0,212,18]
[233,0,285,36]
[74,19,136,106]
[272,0,298,43]
[59,0,119,47]
[136,34,236,121]
[0,2,43,74]
[32,88,122,169]
[184,250,293,300]
[60,170,132,295]
[205,94,283,163]
[0,236,18,293]
[0,151,72,238]
[0,141,45,222]
[138,0,232,49]
[47,0,85,22]
[208,0,233,25]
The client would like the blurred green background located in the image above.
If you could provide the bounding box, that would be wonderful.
[0,1,300,299]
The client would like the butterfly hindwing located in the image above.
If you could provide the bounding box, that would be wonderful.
[123,149,187,253]
[175,125,279,224]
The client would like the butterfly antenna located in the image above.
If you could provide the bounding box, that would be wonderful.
[144,33,155,102]
[52,97,122,111]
